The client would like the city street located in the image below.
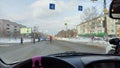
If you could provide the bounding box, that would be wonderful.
[0,40,106,63]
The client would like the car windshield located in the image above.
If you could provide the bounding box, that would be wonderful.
[0,0,115,64]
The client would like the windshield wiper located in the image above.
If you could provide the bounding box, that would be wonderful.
[48,51,102,57]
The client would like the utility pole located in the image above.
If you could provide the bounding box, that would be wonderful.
[103,0,108,41]
[91,0,108,41]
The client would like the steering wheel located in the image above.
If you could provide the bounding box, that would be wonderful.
[13,56,75,68]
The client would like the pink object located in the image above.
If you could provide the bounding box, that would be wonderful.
[32,56,43,68]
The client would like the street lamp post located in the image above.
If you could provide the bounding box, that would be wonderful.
[64,23,68,38]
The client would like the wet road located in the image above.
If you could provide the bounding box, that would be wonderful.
[0,40,106,63]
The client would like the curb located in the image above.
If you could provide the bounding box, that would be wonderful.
[57,40,107,49]
[84,42,107,49]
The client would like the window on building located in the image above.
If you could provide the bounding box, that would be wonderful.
[98,30,102,33]
[112,25,114,27]
[97,23,101,27]
[111,29,114,32]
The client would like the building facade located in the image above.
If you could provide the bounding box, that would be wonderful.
[0,19,26,38]
[77,15,120,37]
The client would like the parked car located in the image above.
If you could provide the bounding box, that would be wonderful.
[40,36,49,41]
[93,37,104,40]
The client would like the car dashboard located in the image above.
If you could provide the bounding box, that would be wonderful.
[61,55,120,68]
[0,54,120,68]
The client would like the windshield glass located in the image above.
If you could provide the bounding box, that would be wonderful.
[0,0,114,63]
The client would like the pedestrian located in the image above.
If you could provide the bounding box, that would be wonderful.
[38,36,40,42]
[33,37,35,43]
[21,37,23,44]
[49,35,53,43]
[91,36,94,41]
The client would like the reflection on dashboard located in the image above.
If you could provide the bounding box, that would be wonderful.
[86,61,120,68]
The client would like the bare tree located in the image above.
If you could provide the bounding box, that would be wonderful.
[56,29,77,38]
[82,7,99,21]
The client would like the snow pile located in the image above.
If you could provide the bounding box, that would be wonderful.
[58,37,109,45]
[92,40,109,45]
[67,37,91,42]
[0,38,32,43]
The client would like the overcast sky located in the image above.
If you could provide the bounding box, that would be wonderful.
[0,0,111,34]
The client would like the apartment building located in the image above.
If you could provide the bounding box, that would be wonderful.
[0,19,26,37]
[77,15,120,37]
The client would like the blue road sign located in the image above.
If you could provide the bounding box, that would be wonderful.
[49,3,55,10]
[78,5,83,11]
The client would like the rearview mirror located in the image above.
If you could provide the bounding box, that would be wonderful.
[110,0,120,19]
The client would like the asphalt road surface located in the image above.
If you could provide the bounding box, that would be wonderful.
[0,40,106,63]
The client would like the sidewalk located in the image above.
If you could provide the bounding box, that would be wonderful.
[56,37,109,49]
